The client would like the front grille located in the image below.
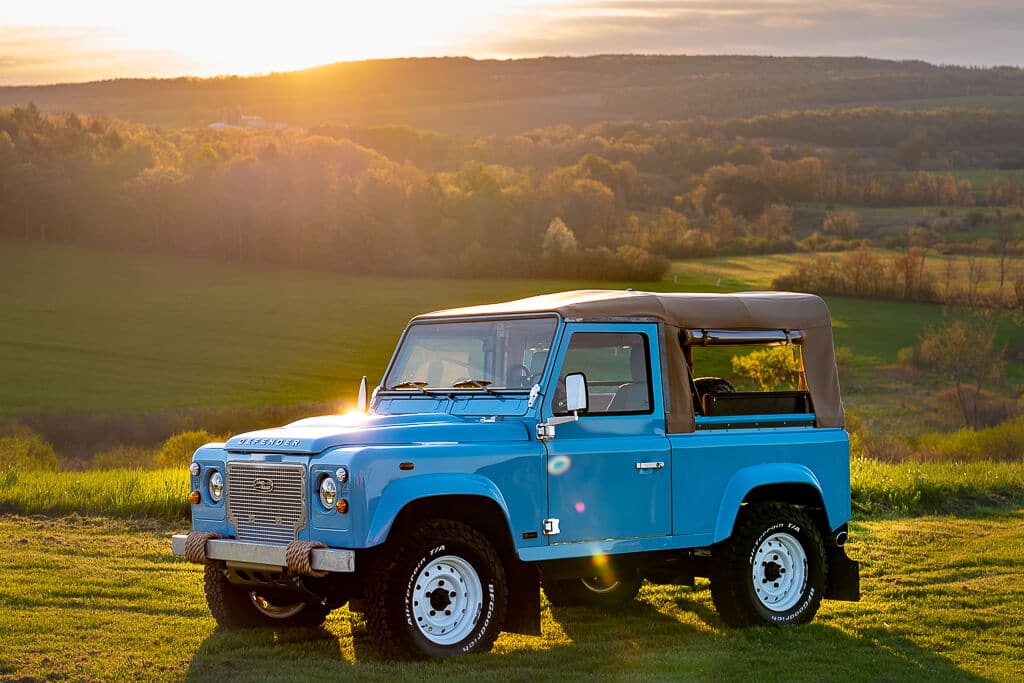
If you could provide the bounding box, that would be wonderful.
[226,462,306,545]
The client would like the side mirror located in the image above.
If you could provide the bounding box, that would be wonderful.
[537,373,589,441]
[565,373,588,413]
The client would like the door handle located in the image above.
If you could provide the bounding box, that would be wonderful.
[635,461,665,470]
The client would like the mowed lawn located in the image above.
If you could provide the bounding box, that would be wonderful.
[0,512,1020,682]
[2,239,1018,418]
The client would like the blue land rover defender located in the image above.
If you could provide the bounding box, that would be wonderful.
[173,290,859,658]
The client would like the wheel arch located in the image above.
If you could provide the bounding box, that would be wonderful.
[365,474,541,637]
[713,464,832,544]
[364,474,515,550]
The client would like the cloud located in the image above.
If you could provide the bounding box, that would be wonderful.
[0,26,203,85]
[1,1,1023,85]
[472,0,1024,66]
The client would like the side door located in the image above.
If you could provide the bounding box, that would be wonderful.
[542,322,672,544]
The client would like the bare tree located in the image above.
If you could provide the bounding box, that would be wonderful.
[917,314,1005,429]
[943,253,957,302]
[995,217,1019,301]
[966,251,982,307]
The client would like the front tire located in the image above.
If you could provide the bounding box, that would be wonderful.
[711,503,826,627]
[366,519,507,659]
[203,562,329,629]
[543,572,642,607]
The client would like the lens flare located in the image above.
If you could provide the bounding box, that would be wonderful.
[574,501,586,513]
[547,454,571,476]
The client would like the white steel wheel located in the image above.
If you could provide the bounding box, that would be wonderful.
[410,555,484,646]
[366,519,508,659]
[249,592,307,620]
[751,532,808,612]
[710,503,827,627]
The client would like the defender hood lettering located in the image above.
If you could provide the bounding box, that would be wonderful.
[224,412,529,454]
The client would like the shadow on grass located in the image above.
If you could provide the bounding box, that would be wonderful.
[183,591,987,682]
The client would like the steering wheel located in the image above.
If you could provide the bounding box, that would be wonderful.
[510,364,534,388]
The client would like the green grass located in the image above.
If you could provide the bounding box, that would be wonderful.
[0,468,189,519]
[794,201,1024,241]
[947,169,1024,198]
[3,459,1022,523]
[851,458,1024,515]
[3,239,1022,427]
[0,239,641,417]
[0,511,1020,681]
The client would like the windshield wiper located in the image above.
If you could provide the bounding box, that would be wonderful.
[388,381,433,394]
[451,379,496,394]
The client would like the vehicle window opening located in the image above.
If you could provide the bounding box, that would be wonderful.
[386,317,557,390]
[554,332,652,415]
[682,329,813,418]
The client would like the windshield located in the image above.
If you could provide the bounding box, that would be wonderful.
[385,317,558,390]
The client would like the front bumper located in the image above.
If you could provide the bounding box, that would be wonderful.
[171,534,356,573]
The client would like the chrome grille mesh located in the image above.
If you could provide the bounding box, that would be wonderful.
[226,462,306,545]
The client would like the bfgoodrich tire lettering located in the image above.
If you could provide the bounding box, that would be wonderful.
[711,502,826,627]
[366,519,507,659]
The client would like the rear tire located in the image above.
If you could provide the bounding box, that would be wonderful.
[543,572,643,608]
[710,503,826,627]
[203,562,329,629]
[366,519,507,659]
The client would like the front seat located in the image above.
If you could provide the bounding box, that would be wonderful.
[606,347,649,412]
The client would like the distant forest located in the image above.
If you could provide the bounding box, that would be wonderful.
[4,55,1024,134]
[2,56,1024,281]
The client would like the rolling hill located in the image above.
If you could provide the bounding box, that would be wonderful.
[3,55,1024,134]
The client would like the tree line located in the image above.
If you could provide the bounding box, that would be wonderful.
[2,104,1023,281]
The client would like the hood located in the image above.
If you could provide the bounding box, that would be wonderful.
[224,412,530,454]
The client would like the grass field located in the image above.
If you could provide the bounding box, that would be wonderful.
[6,238,1019,424]
[0,511,1020,682]
[3,457,1022,523]
[794,201,1024,242]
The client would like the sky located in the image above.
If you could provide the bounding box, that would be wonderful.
[1,0,1023,86]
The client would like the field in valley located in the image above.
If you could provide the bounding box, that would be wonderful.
[4,239,1022,421]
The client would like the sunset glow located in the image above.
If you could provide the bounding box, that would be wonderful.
[2,0,1024,85]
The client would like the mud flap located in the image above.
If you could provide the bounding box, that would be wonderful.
[504,560,541,636]
[825,545,861,601]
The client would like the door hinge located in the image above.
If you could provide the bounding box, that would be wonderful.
[542,518,561,536]
[537,423,556,440]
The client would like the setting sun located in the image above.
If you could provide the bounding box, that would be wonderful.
[2,0,1022,85]
[0,1,543,83]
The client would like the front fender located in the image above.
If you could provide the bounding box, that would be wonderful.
[713,463,825,543]
[363,473,513,547]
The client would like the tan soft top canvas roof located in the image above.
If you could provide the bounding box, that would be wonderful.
[418,290,844,432]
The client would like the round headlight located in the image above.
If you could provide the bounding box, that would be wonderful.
[208,471,224,502]
[319,476,337,510]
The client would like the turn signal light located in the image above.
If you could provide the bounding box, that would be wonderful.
[336,499,349,514]
[188,490,201,505]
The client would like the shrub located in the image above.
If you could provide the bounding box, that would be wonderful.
[153,430,223,469]
[731,346,801,391]
[0,426,59,472]
[92,444,155,470]
[917,417,1024,462]
[834,346,855,367]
